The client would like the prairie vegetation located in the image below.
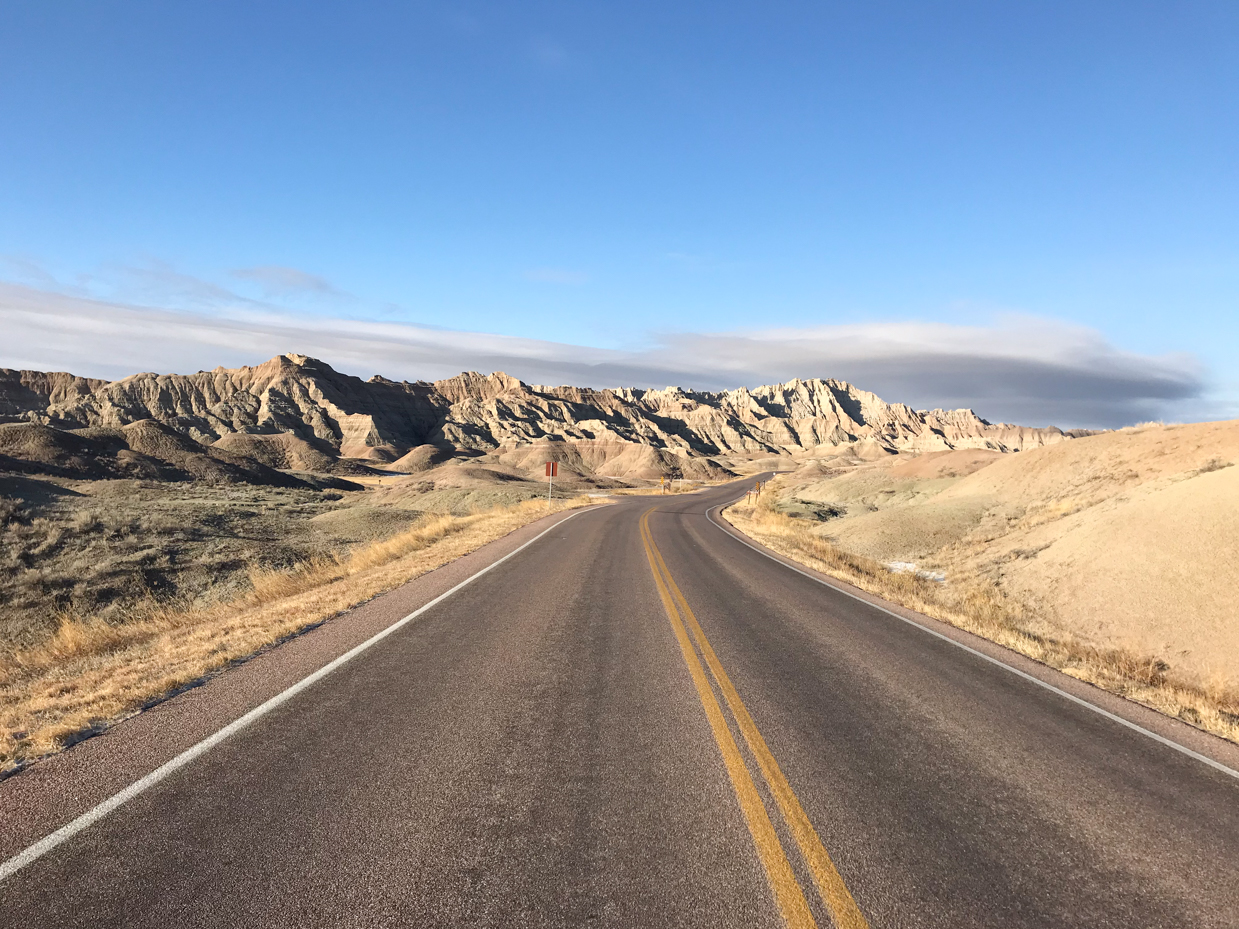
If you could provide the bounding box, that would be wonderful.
[1,471,592,774]
[726,422,1239,745]
[0,476,423,649]
[609,480,712,495]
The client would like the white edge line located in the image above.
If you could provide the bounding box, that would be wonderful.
[0,507,590,884]
[704,497,1239,783]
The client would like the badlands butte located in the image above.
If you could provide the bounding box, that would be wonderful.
[0,351,1069,482]
[1,352,1237,760]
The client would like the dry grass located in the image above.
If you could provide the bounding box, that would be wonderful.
[770,422,1239,692]
[0,496,595,774]
[725,489,1239,746]
[0,477,398,650]
[609,482,705,496]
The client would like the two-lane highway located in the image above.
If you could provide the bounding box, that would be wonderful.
[2,478,1237,927]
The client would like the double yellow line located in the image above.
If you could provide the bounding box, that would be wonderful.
[639,508,868,929]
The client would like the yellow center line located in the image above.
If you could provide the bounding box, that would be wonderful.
[639,511,817,929]
[641,508,871,929]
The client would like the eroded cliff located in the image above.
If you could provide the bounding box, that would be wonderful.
[0,353,1068,473]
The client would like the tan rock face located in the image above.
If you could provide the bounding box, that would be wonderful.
[0,354,1068,466]
[0,369,107,416]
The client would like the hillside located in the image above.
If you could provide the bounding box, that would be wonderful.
[0,353,1068,483]
[762,420,1239,689]
[0,420,332,489]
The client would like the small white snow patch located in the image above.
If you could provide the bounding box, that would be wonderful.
[887,561,946,583]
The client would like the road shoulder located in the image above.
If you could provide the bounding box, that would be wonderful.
[709,502,1239,779]
[0,505,597,862]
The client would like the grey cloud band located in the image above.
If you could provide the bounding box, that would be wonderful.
[0,282,1204,429]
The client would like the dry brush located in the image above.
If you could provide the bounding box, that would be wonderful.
[725,487,1239,747]
[1,496,593,775]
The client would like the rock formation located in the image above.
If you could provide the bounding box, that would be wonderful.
[0,354,1069,480]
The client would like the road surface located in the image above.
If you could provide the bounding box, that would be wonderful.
[1,478,1237,927]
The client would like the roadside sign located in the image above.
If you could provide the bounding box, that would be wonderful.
[545,461,557,506]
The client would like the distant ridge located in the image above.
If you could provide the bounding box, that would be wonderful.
[0,354,1068,473]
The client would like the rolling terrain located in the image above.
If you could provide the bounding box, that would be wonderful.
[1,481,1235,928]
[760,421,1239,687]
[0,352,1076,664]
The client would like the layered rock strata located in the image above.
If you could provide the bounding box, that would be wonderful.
[0,354,1068,470]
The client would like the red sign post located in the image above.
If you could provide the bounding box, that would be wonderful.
[545,461,557,505]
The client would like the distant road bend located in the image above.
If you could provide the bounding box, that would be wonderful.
[1,478,1237,927]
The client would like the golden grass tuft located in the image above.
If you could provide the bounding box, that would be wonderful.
[0,497,595,774]
[725,489,1239,746]
[609,483,704,496]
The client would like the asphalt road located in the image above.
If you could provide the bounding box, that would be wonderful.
[2,479,1237,928]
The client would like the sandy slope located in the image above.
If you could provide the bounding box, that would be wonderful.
[776,421,1239,685]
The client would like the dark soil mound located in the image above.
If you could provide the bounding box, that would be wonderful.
[212,432,381,477]
[0,420,310,488]
[123,420,308,487]
[388,444,458,473]
[0,423,121,479]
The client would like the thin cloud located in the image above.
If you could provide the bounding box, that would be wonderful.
[233,266,340,297]
[81,258,249,311]
[0,282,1207,429]
[0,255,60,290]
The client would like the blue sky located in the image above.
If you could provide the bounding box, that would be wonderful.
[1,1,1237,427]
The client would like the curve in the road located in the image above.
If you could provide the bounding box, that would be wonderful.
[703,500,1239,784]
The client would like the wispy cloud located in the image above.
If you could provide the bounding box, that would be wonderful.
[0,282,1208,428]
[522,267,589,285]
[232,266,340,297]
[110,259,249,309]
[0,255,60,290]
[10,257,350,312]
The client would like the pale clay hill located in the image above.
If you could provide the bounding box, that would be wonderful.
[0,353,1068,482]
[770,420,1239,688]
